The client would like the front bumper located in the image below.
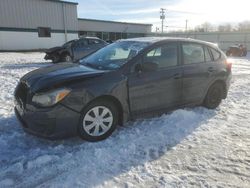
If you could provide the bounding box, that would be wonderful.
[44,54,52,60]
[14,104,80,139]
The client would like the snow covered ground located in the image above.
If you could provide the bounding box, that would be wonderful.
[0,52,250,188]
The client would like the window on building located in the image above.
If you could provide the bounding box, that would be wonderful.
[122,33,127,39]
[102,32,109,41]
[116,33,122,40]
[38,27,51,38]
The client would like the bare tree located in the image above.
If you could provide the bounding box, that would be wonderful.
[218,24,232,32]
[195,22,214,32]
[238,21,250,31]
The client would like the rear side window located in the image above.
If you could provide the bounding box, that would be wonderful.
[210,48,221,60]
[182,43,205,64]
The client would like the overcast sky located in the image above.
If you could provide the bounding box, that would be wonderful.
[68,0,249,31]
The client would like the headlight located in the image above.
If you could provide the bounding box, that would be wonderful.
[32,88,71,107]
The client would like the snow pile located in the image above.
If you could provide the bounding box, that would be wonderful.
[0,53,250,187]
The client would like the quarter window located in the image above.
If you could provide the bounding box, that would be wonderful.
[210,48,221,60]
[182,43,205,64]
[204,47,212,62]
[144,43,178,69]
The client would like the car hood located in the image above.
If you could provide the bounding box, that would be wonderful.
[21,63,106,93]
[45,46,64,53]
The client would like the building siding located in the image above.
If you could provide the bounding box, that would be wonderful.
[0,0,78,31]
[78,19,152,34]
[0,31,78,50]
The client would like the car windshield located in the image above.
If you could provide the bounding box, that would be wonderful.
[63,40,76,47]
[79,40,150,70]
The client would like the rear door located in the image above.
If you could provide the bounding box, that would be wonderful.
[181,43,217,104]
[128,42,183,116]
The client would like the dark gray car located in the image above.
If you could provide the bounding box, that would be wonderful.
[44,37,108,63]
[15,37,232,142]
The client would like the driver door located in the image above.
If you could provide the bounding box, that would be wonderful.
[128,42,183,117]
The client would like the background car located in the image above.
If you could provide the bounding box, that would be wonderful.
[15,37,232,142]
[226,44,247,57]
[44,37,108,63]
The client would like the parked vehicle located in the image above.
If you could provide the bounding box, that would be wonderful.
[226,44,247,57]
[15,37,232,142]
[44,37,108,63]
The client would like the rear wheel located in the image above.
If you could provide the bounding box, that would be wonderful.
[243,50,247,56]
[204,83,223,109]
[78,100,118,142]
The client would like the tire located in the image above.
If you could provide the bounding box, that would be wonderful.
[51,55,60,63]
[203,82,223,109]
[78,100,119,142]
[62,54,72,62]
[243,51,247,56]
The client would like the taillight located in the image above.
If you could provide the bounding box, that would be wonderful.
[225,60,232,72]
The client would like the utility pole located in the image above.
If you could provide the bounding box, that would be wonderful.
[185,19,188,32]
[160,8,166,33]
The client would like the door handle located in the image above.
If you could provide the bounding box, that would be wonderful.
[173,73,182,79]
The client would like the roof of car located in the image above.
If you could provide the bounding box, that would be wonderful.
[82,36,102,40]
[120,37,218,48]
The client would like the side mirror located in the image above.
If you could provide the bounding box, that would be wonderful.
[135,61,158,72]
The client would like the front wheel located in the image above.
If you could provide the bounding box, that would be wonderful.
[78,100,118,142]
[203,83,223,109]
[62,54,72,62]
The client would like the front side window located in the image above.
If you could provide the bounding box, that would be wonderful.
[80,41,150,70]
[182,43,205,64]
[144,43,178,69]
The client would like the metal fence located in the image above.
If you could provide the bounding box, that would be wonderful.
[147,32,250,50]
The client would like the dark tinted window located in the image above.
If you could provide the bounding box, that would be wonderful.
[75,39,87,48]
[210,48,221,60]
[182,43,205,64]
[144,43,178,69]
[89,39,102,45]
[38,27,51,38]
[204,47,212,62]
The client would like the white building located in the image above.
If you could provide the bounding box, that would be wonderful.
[78,18,152,41]
[0,0,152,51]
[0,0,79,51]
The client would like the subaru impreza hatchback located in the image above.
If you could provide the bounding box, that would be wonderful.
[14,37,232,142]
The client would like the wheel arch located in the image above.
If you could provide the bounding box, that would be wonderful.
[206,79,227,99]
[83,95,124,125]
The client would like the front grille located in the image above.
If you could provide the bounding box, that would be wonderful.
[15,82,28,108]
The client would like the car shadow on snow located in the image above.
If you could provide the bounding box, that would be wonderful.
[0,107,217,187]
